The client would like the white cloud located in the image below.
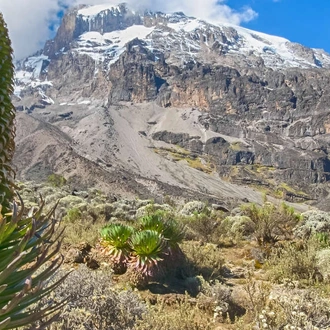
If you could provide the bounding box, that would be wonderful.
[0,0,257,60]
[0,0,63,60]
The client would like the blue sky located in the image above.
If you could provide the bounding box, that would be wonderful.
[230,0,330,52]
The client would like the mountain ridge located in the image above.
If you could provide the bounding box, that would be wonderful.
[14,2,330,101]
[12,2,330,211]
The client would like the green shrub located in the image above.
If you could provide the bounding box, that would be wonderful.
[48,174,67,188]
[314,232,330,248]
[196,279,247,324]
[63,216,103,246]
[238,285,330,330]
[241,202,301,245]
[135,294,212,330]
[180,213,222,243]
[63,207,81,222]
[62,207,104,246]
[215,215,255,247]
[266,238,322,283]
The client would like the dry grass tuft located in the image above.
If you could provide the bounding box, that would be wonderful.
[135,294,213,330]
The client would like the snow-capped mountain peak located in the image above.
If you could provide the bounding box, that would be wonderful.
[14,2,330,98]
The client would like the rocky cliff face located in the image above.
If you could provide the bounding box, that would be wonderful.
[12,3,330,209]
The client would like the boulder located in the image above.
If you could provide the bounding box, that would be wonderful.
[211,204,230,212]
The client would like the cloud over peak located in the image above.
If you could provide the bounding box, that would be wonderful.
[0,0,257,60]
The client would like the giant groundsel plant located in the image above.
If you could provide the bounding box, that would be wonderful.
[0,13,67,329]
[0,13,16,212]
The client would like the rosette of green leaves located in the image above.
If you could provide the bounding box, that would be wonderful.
[138,214,166,233]
[138,214,185,251]
[0,200,67,329]
[129,230,166,276]
[162,219,185,251]
[100,224,134,263]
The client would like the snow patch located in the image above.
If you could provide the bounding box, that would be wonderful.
[31,80,53,88]
[38,89,54,105]
[223,24,321,68]
[78,3,120,18]
[78,100,91,105]
[14,7,330,98]
[14,55,53,97]
[76,25,154,65]
[168,19,204,33]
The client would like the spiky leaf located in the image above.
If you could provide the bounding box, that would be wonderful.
[162,219,185,250]
[138,214,166,233]
[139,214,185,251]
[0,199,67,329]
[100,224,134,263]
[129,230,166,276]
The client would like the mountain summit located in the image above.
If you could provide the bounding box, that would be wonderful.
[15,2,330,98]
[12,3,330,209]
